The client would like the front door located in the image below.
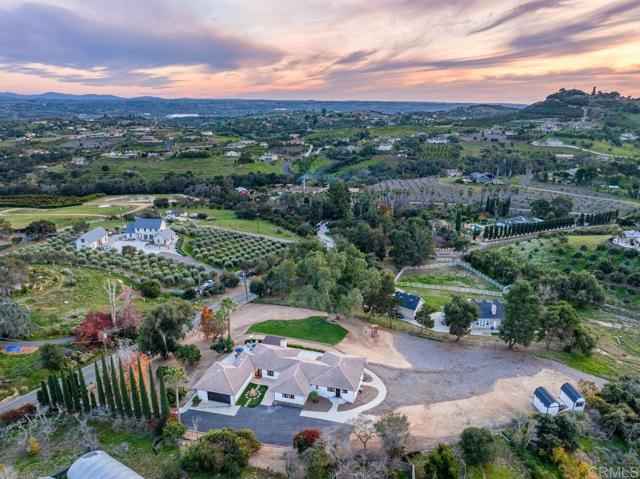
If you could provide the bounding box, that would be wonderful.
[336,389,341,398]
[255,369,262,379]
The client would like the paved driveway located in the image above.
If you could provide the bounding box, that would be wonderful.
[181,405,344,446]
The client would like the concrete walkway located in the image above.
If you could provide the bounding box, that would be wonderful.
[300,368,387,423]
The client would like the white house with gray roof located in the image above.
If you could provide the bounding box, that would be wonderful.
[75,227,109,251]
[194,340,366,406]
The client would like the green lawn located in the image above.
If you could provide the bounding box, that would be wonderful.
[398,266,501,291]
[398,285,491,311]
[0,203,137,229]
[186,207,299,240]
[0,351,53,398]
[247,316,348,345]
[236,383,268,407]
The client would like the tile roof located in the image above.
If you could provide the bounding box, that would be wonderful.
[194,353,253,396]
[272,364,311,397]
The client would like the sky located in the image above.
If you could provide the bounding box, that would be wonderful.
[0,0,639,103]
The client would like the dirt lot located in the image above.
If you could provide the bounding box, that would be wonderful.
[335,317,603,448]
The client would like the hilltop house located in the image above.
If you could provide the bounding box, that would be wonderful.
[394,291,424,321]
[613,230,640,252]
[194,339,366,406]
[75,227,109,251]
[124,218,176,245]
[471,299,504,329]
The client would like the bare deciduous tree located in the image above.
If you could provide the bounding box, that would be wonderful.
[104,278,118,326]
[348,415,375,449]
[74,414,99,451]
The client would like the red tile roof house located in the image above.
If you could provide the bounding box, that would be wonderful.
[194,338,367,406]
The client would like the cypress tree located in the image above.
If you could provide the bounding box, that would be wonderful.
[47,375,59,408]
[148,363,160,419]
[101,354,115,413]
[77,366,90,413]
[37,389,46,407]
[129,367,142,420]
[69,372,81,412]
[138,358,151,419]
[94,361,106,407]
[52,374,64,409]
[110,356,124,417]
[159,371,170,419]
[39,380,51,407]
[119,360,132,418]
[61,374,73,412]
[89,391,97,410]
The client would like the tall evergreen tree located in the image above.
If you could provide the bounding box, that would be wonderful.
[77,365,90,413]
[38,381,50,407]
[138,358,151,419]
[69,372,81,412]
[110,356,124,416]
[159,370,170,419]
[61,374,73,412]
[129,367,142,420]
[148,363,160,419]
[51,374,64,409]
[119,360,132,418]
[47,375,59,408]
[101,353,115,413]
[94,361,106,407]
[89,391,97,409]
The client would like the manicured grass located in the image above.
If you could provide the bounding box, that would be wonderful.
[399,266,501,291]
[247,316,348,345]
[236,383,268,407]
[398,285,491,311]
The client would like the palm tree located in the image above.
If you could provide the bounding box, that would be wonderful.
[164,365,187,423]
[218,298,238,340]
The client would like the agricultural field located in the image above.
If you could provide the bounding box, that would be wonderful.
[12,264,166,339]
[84,155,284,182]
[182,207,299,240]
[499,234,640,311]
[178,225,288,270]
[15,232,213,289]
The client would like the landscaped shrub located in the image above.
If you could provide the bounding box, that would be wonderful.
[293,428,322,453]
[180,428,260,475]
[174,344,201,365]
[163,418,188,443]
[211,337,234,353]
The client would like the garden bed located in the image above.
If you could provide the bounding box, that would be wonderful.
[236,383,268,407]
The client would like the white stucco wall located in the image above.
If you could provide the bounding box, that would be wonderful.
[257,368,280,379]
[312,384,357,403]
[274,392,305,405]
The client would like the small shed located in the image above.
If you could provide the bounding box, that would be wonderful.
[67,450,144,479]
[560,383,586,412]
[533,386,560,416]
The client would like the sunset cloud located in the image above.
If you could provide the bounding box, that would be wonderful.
[0,0,638,102]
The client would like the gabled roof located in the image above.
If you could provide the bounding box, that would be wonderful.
[133,218,163,230]
[78,227,108,244]
[534,386,559,407]
[124,223,135,234]
[560,383,583,402]
[623,230,640,239]
[272,364,311,397]
[248,343,299,372]
[156,228,176,240]
[395,291,422,311]
[262,335,285,346]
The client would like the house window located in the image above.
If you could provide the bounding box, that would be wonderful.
[327,387,335,392]
[342,389,348,394]
[267,370,274,377]
[282,393,295,399]
[315,385,319,389]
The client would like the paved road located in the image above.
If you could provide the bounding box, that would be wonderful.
[182,405,343,446]
[317,223,335,249]
[0,346,136,414]
[193,288,257,329]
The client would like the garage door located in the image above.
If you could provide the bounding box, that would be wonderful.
[207,391,231,404]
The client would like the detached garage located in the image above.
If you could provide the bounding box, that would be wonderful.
[194,354,253,405]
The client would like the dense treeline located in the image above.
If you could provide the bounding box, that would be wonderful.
[483,217,575,240]
[0,193,105,208]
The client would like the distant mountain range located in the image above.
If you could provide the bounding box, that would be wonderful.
[0,92,525,119]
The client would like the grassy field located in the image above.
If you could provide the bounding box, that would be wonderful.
[0,350,53,396]
[85,155,283,181]
[399,286,491,310]
[398,266,502,291]
[0,203,136,229]
[247,316,348,345]
[186,207,299,240]
[14,265,165,339]
[334,156,393,174]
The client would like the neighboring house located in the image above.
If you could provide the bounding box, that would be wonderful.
[496,216,543,227]
[75,227,108,251]
[153,228,177,246]
[560,383,586,412]
[613,230,640,251]
[194,342,366,406]
[259,153,279,163]
[469,172,495,184]
[533,386,560,416]
[124,218,166,241]
[471,299,504,329]
[394,291,424,321]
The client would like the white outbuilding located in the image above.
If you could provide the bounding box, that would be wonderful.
[67,450,144,479]
[75,227,108,251]
[533,386,560,416]
[560,382,586,412]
